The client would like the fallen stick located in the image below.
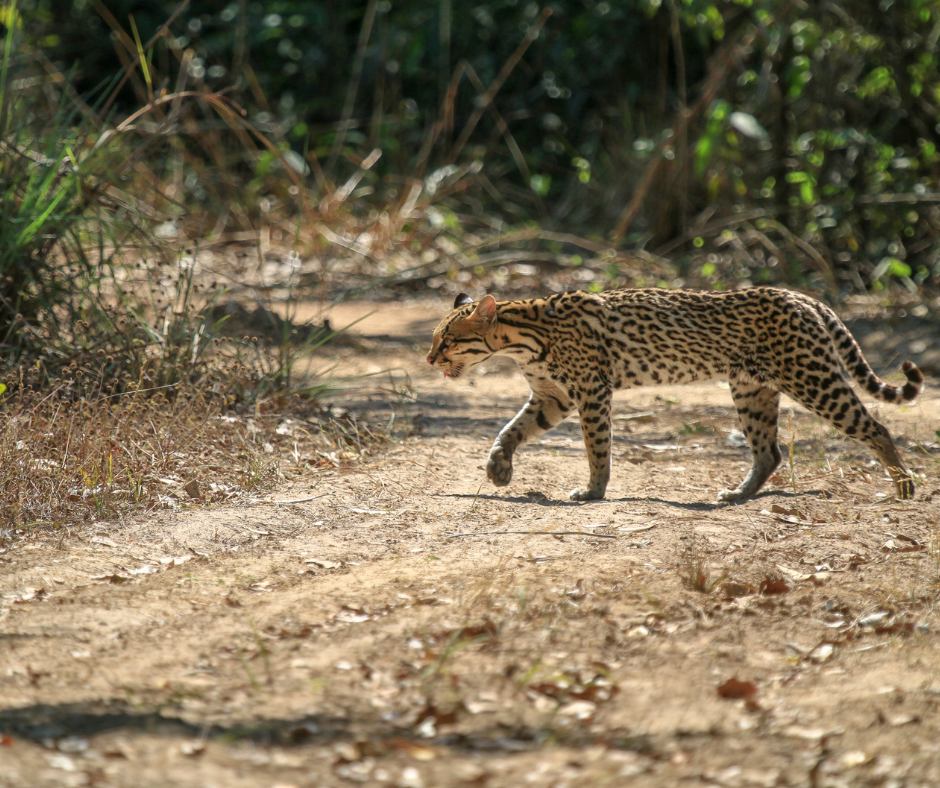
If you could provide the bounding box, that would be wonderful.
[446,530,618,539]
[246,494,327,505]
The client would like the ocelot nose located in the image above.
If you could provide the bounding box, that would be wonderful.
[427,354,434,365]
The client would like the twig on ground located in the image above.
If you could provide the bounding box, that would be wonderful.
[246,494,328,505]
[617,523,658,533]
[446,530,618,539]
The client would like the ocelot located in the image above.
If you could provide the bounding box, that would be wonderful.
[427,288,923,502]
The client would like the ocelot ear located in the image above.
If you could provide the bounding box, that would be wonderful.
[471,294,497,327]
[454,293,474,308]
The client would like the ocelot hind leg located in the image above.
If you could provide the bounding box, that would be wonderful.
[785,379,915,500]
[717,379,783,503]
[487,388,574,488]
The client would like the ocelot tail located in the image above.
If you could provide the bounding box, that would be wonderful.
[427,288,924,503]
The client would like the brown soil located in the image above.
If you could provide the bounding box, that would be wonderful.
[2,297,940,788]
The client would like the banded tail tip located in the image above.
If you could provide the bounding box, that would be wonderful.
[900,359,924,401]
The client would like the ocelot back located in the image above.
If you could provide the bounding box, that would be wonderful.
[426,288,924,502]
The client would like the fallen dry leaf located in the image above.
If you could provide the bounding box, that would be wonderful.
[7,587,46,603]
[759,579,791,595]
[179,740,205,757]
[717,678,759,701]
[89,573,132,584]
[160,555,192,566]
[762,506,827,526]
[882,538,924,554]
[857,611,890,627]
[809,643,836,663]
[438,620,498,642]
[386,738,437,761]
[305,558,343,569]
[335,613,370,623]
[874,621,919,636]
[415,702,460,727]
[465,697,504,714]
[776,564,830,585]
[557,700,596,719]
[126,565,160,576]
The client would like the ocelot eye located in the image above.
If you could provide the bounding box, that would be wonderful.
[440,339,451,351]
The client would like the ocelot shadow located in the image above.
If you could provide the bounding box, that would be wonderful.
[0,699,650,755]
[438,491,721,511]
[604,487,831,507]
[436,492,587,508]
[439,487,828,510]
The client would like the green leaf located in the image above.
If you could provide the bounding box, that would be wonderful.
[889,259,912,278]
[694,137,713,177]
[872,257,912,280]
[529,174,551,196]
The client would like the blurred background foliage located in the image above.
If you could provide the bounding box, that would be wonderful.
[9,0,940,294]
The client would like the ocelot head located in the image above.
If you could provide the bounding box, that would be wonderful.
[427,293,497,379]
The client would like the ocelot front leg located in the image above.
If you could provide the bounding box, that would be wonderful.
[570,386,613,501]
[487,387,574,488]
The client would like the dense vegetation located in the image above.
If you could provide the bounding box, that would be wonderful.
[20,0,940,294]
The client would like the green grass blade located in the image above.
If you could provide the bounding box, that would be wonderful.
[0,0,18,135]
[16,179,73,246]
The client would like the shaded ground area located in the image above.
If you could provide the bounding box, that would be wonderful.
[2,297,940,788]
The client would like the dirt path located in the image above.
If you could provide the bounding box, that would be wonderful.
[2,298,940,788]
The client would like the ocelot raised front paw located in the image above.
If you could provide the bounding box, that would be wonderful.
[486,447,513,487]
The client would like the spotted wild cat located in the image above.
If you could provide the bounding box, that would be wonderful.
[426,288,923,502]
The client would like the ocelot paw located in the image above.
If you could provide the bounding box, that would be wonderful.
[716,487,747,504]
[486,448,513,487]
[569,487,605,502]
[716,472,767,503]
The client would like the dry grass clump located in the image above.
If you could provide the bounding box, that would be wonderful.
[0,373,372,543]
[0,8,399,545]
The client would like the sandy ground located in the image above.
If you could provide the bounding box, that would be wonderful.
[2,296,940,788]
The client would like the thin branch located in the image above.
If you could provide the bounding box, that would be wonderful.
[94,0,191,115]
[856,193,940,204]
[653,208,768,256]
[668,0,689,235]
[461,62,545,220]
[611,25,758,240]
[444,8,553,165]
[327,0,379,177]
